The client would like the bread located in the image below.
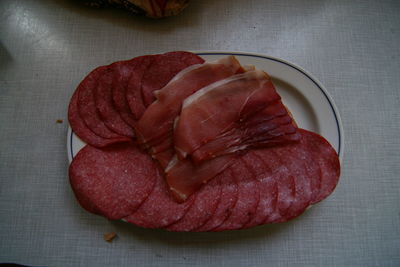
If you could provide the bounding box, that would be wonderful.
[82,0,189,18]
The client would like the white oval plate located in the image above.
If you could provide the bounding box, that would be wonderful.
[67,51,344,162]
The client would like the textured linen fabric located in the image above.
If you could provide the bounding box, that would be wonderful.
[0,0,399,266]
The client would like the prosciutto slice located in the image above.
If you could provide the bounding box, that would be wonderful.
[174,69,300,163]
[165,154,236,201]
[135,56,244,167]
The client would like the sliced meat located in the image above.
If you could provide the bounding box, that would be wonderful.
[94,64,135,137]
[174,70,300,163]
[166,176,222,232]
[195,169,238,232]
[69,143,157,220]
[141,51,205,107]
[240,152,278,228]
[165,154,236,202]
[77,66,127,139]
[299,129,340,204]
[112,56,152,127]
[125,55,157,120]
[124,170,195,228]
[253,149,295,223]
[68,88,130,147]
[287,134,321,205]
[136,56,243,166]
[272,144,312,222]
[153,148,175,169]
[213,158,260,231]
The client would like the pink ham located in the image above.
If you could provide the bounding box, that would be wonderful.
[174,69,300,163]
[165,154,236,202]
[136,56,244,167]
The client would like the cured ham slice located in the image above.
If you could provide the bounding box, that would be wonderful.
[135,56,244,166]
[165,154,236,201]
[174,69,300,163]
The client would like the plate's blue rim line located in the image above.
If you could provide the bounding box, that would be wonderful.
[69,52,342,160]
[69,127,73,161]
[197,52,342,155]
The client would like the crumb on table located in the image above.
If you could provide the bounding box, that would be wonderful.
[56,119,63,124]
[104,232,117,242]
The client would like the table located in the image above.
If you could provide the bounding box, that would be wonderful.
[1,0,399,266]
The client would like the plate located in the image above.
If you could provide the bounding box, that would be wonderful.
[67,51,344,162]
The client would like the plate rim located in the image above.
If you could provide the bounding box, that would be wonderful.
[67,51,344,162]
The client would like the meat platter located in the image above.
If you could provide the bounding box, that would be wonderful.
[67,51,343,232]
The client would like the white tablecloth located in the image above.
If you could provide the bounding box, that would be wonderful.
[0,0,399,266]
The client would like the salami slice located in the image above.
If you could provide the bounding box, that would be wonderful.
[69,143,157,220]
[254,150,295,223]
[166,176,222,232]
[194,169,238,232]
[141,51,205,106]
[125,171,195,228]
[95,65,135,137]
[291,133,321,205]
[213,159,260,231]
[299,129,340,204]
[240,152,278,228]
[68,83,130,147]
[273,144,312,222]
[77,66,127,139]
[112,56,153,128]
[125,55,157,120]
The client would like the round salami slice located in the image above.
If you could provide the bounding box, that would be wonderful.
[213,158,260,231]
[94,64,135,137]
[125,55,157,120]
[69,88,130,147]
[125,171,195,229]
[77,66,127,139]
[270,145,312,222]
[292,133,322,205]
[166,176,222,232]
[253,150,295,223]
[195,169,238,232]
[69,143,157,220]
[299,129,340,204]
[240,152,278,228]
[141,51,205,106]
